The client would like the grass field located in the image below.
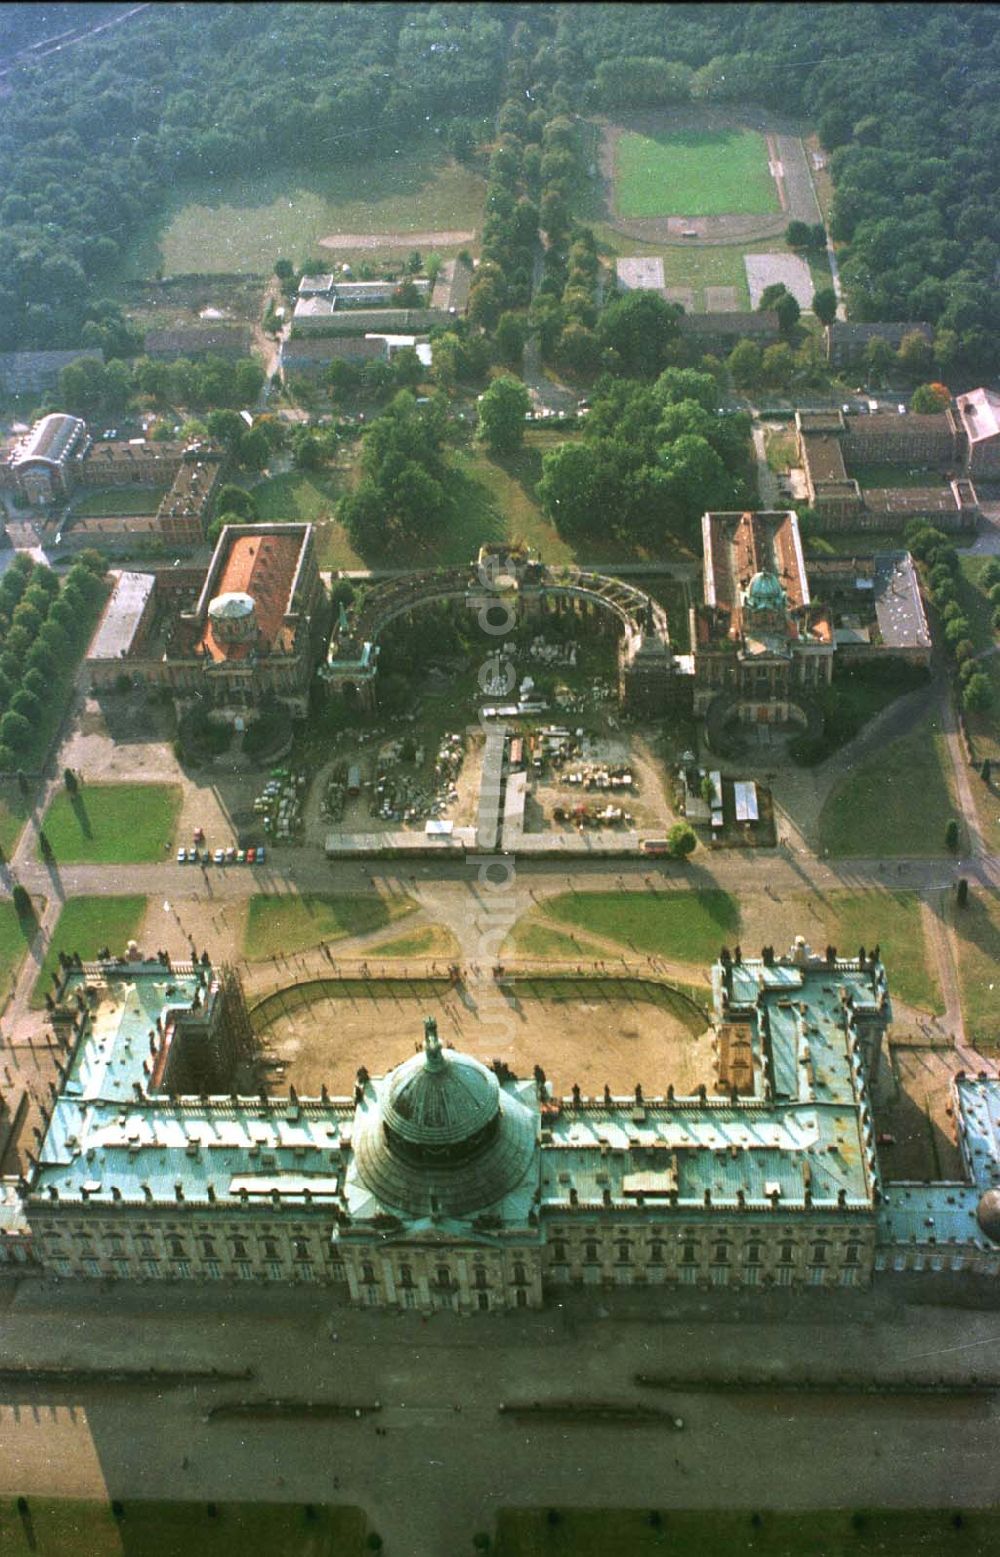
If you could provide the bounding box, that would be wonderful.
[123,142,485,278]
[495,1507,1000,1557]
[251,469,363,571]
[661,243,752,307]
[243,893,417,961]
[369,924,459,960]
[614,127,780,218]
[0,901,33,1008]
[39,784,182,864]
[70,485,169,518]
[30,896,147,1008]
[818,714,958,858]
[0,784,29,858]
[953,890,1000,1050]
[540,890,739,965]
[821,891,941,1013]
[0,1499,366,1556]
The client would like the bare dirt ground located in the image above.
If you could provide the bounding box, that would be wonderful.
[318,230,475,250]
[745,251,814,310]
[527,731,676,837]
[255,980,713,1098]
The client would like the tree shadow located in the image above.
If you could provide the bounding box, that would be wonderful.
[69,792,92,840]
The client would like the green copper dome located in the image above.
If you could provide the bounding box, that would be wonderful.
[352,1018,538,1217]
[743,570,787,613]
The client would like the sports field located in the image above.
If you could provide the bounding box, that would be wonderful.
[614,127,780,218]
[124,142,484,278]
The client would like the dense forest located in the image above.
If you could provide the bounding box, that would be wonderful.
[0,3,998,370]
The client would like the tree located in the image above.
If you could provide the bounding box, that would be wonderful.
[897,331,935,381]
[945,818,959,851]
[761,343,797,390]
[292,429,324,471]
[774,292,801,334]
[944,615,972,647]
[956,878,969,909]
[597,292,681,379]
[63,767,78,795]
[963,673,993,712]
[911,382,951,413]
[494,312,527,370]
[667,822,697,859]
[477,376,531,455]
[214,485,258,522]
[786,221,811,249]
[863,335,895,387]
[206,409,245,449]
[728,339,764,390]
[0,711,30,754]
[812,288,838,327]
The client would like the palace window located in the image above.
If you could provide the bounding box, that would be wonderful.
[293,1240,310,1261]
[263,1239,279,1261]
[477,1292,489,1311]
[779,1243,794,1263]
[844,1243,860,1265]
[399,1264,414,1289]
[436,1266,451,1289]
[811,1243,827,1265]
[175,1260,191,1279]
[167,1236,186,1259]
[513,1263,527,1286]
[515,1288,528,1308]
[746,1244,762,1265]
[650,1242,664,1264]
[681,1243,696,1264]
[713,1243,729,1264]
[268,1262,282,1280]
[584,1242,599,1263]
[237,1261,253,1280]
[616,1243,630,1264]
[231,1238,248,1259]
[206,1261,222,1280]
[362,1262,376,1285]
[201,1238,217,1259]
[552,1242,567,1263]
[474,1267,488,1290]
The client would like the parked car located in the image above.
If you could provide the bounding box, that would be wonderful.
[176,848,187,864]
[236,849,246,864]
[213,847,225,865]
[256,846,266,864]
[225,846,236,864]
[246,847,256,864]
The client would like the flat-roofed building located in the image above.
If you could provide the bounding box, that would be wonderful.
[692,510,834,722]
[143,325,254,361]
[955,387,1000,477]
[824,321,932,369]
[86,571,158,689]
[676,310,780,354]
[841,409,958,466]
[0,349,102,398]
[279,335,389,380]
[810,552,932,666]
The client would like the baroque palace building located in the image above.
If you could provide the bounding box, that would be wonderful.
[13,941,1000,1301]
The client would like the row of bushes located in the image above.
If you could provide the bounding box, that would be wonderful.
[908,522,994,713]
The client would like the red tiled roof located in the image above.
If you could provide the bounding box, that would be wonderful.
[197,532,304,663]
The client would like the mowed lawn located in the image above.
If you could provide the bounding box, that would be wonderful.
[495,1507,1000,1557]
[614,127,779,217]
[821,892,941,1014]
[539,890,739,965]
[818,716,958,858]
[251,470,364,571]
[243,893,417,961]
[126,141,485,277]
[0,784,30,858]
[0,902,33,1005]
[0,1499,367,1556]
[39,784,182,864]
[30,896,147,1008]
[954,890,1000,1051]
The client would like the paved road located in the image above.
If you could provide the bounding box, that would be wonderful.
[1,1276,999,1552]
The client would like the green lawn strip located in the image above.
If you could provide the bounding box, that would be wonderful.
[250,470,364,572]
[615,128,779,218]
[243,893,417,961]
[70,484,169,517]
[504,919,600,961]
[953,890,1000,1052]
[125,141,484,277]
[820,891,942,1014]
[818,715,959,858]
[660,243,752,305]
[39,784,182,864]
[0,784,30,857]
[765,430,798,472]
[459,444,575,566]
[0,901,34,1006]
[541,890,739,964]
[0,1498,367,1556]
[513,974,708,1034]
[30,896,147,1009]
[495,1507,1000,1556]
[369,924,459,960]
